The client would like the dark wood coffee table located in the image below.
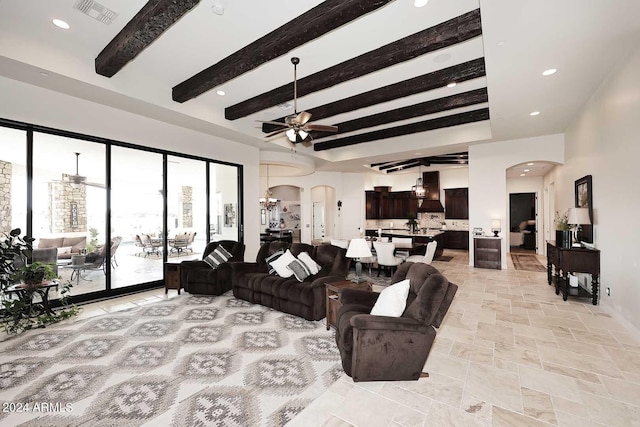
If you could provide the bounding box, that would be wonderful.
[325,280,372,330]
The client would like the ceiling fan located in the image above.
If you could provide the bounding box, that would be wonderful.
[62,152,105,188]
[260,57,338,145]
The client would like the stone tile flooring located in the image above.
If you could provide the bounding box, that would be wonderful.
[289,250,640,427]
[38,249,640,426]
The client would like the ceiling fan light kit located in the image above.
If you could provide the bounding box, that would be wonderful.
[260,57,337,146]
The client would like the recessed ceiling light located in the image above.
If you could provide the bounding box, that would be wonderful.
[212,4,225,15]
[524,169,530,172]
[527,163,534,166]
[52,19,70,29]
[433,53,451,63]
[446,82,457,88]
[520,173,526,177]
[542,68,557,76]
[216,90,226,96]
[530,111,540,116]
[414,0,429,7]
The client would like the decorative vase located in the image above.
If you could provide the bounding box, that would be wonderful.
[556,230,572,248]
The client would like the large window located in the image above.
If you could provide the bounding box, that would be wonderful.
[0,119,242,303]
[0,127,27,235]
[32,133,106,297]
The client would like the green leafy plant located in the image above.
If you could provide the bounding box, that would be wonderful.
[12,262,57,286]
[555,210,571,231]
[1,228,80,335]
[86,227,99,253]
[405,212,418,233]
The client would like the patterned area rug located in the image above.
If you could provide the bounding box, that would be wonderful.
[0,293,342,426]
[510,253,547,272]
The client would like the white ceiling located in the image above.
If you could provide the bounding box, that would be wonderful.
[1,0,639,177]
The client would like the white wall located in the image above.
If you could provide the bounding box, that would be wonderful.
[552,45,640,332]
[469,134,564,268]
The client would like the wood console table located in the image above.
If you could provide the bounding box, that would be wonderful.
[546,241,600,305]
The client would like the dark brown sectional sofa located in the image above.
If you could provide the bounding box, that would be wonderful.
[231,241,350,320]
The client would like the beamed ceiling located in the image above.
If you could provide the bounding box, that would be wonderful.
[1,0,640,175]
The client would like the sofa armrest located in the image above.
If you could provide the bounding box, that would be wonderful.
[350,314,431,333]
[340,288,379,308]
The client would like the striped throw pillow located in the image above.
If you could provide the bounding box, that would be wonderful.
[265,250,284,274]
[204,245,233,269]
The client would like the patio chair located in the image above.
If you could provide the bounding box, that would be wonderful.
[138,234,161,257]
[171,233,189,254]
[186,231,197,253]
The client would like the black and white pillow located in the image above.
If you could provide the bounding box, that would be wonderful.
[287,259,312,282]
[265,250,285,274]
[204,245,233,269]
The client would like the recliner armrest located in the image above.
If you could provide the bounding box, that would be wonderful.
[350,314,431,333]
[340,288,379,307]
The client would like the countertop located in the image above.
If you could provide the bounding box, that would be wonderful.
[367,229,444,238]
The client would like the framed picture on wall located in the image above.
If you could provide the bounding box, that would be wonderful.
[574,175,593,243]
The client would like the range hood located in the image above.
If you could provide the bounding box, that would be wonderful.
[420,199,444,212]
[418,171,445,212]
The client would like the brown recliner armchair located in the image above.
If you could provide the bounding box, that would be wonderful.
[335,262,458,382]
[180,240,245,295]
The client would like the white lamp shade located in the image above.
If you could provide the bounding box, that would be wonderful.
[568,207,591,225]
[491,219,501,229]
[346,238,372,258]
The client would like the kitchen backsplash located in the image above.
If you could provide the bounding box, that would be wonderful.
[365,214,468,231]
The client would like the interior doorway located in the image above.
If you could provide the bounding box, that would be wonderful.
[509,192,537,253]
[312,202,325,241]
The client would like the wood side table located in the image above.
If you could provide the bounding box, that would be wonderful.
[164,262,182,294]
[325,280,372,330]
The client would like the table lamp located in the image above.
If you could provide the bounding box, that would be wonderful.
[491,219,501,237]
[346,238,372,283]
[567,207,591,245]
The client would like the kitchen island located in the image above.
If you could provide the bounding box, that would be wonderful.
[365,229,445,258]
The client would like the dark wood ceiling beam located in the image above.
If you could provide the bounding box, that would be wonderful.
[172,0,394,103]
[378,159,421,170]
[314,108,489,151]
[310,87,487,139]
[263,58,486,133]
[95,0,201,77]
[226,9,482,120]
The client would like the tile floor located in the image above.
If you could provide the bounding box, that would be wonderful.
[34,250,640,427]
[290,250,640,427]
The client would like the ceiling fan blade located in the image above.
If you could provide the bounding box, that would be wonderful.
[265,128,290,138]
[295,111,312,125]
[256,120,288,127]
[305,124,338,133]
[85,182,106,189]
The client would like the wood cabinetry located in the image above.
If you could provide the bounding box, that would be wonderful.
[547,241,600,305]
[443,230,469,250]
[445,188,469,219]
[473,237,501,269]
[325,280,372,330]
[365,189,419,219]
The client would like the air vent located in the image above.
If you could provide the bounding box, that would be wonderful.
[74,0,118,25]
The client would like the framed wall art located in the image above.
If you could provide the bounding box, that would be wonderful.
[224,203,236,227]
[574,175,593,243]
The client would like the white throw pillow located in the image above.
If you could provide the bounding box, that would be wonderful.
[269,249,296,278]
[370,279,411,317]
[297,252,320,275]
[57,246,73,255]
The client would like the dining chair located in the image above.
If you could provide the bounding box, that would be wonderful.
[373,241,404,276]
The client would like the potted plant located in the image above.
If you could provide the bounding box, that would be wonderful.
[554,210,572,248]
[12,262,58,287]
[405,213,418,234]
[0,228,79,335]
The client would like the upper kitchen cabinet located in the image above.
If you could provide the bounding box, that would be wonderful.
[445,188,469,219]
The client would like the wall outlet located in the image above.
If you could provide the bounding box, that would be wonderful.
[606,287,611,296]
